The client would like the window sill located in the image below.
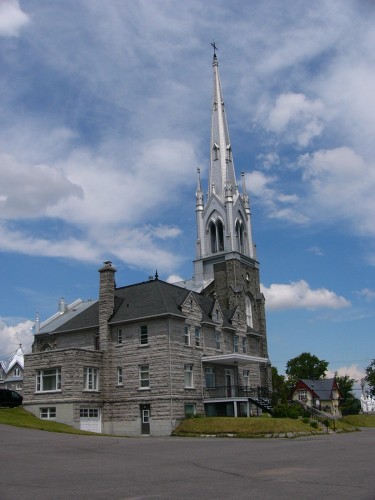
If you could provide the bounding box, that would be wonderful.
[35,390,61,394]
[83,389,100,393]
[138,387,150,391]
[184,387,195,390]
[116,384,124,388]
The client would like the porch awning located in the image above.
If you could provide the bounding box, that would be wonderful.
[201,353,269,366]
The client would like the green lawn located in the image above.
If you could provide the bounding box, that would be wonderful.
[174,416,322,437]
[0,407,362,437]
[0,407,98,435]
[340,414,375,427]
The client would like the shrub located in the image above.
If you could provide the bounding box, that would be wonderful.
[272,404,299,419]
[310,421,318,429]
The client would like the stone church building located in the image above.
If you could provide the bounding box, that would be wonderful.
[23,52,272,436]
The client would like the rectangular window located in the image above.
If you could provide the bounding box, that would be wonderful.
[14,367,20,377]
[80,408,99,418]
[205,367,215,388]
[84,367,99,391]
[184,403,196,417]
[184,325,190,346]
[117,367,123,385]
[233,335,239,353]
[243,369,250,388]
[36,368,61,392]
[185,364,194,388]
[215,331,221,350]
[139,365,150,388]
[298,390,307,401]
[40,407,56,419]
[195,326,201,347]
[242,337,247,354]
[117,328,123,344]
[140,325,148,345]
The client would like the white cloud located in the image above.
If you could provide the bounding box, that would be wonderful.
[298,147,375,236]
[166,274,184,284]
[266,93,325,146]
[0,153,83,218]
[0,0,29,37]
[354,288,375,302]
[327,364,366,384]
[308,246,323,257]
[261,280,351,311]
[0,318,34,356]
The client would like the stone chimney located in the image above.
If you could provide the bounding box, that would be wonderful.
[98,261,117,350]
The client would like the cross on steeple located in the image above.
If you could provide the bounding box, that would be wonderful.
[211,42,218,57]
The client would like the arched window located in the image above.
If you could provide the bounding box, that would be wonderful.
[209,221,217,253]
[235,220,245,253]
[41,344,52,352]
[217,219,224,251]
[245,295,253,328]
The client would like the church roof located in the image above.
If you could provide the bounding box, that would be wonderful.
[1,345,24,372]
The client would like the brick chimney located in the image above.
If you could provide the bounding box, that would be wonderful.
[98,261,116,350]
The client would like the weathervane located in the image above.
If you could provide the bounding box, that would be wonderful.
[211,42,218,57]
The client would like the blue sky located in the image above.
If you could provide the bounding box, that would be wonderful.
[0,0,374,392]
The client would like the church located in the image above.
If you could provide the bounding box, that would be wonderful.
[23,51,272,436]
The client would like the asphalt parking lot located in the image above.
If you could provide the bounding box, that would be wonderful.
[1,424,374,499]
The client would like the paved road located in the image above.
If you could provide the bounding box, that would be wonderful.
[0,425,374,499]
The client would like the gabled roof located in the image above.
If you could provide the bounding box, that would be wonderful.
[1,346,24,372]
[34,278,238,335]
[297,378,339,400]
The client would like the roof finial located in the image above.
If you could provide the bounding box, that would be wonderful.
[155,269,159,281]
[211,42,218,58]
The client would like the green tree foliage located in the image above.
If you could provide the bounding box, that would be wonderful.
[271,366,288,406]
[365,359,375,396]
[285,352,328,388]
[335,373,360,416]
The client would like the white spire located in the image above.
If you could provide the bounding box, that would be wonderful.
[209,51,236,201]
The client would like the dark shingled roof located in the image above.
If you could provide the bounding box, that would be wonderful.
[300,378,339,400]
[36,279,236,334]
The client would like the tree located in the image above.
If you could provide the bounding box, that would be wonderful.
[285,352,328,388]
[365,359,375,396]
[271,366,288,406]
[335,373,360,416]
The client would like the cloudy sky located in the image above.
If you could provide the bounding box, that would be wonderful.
[0,0,374,390]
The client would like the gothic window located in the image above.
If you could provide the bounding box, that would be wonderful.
[245,295,253,328]
[217,219,224,251]
[226,144,232,162]
[209,218,224,254]
[209,221,217,253]
[235,219,245,253]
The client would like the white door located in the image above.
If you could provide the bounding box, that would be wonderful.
[80,408,101,433]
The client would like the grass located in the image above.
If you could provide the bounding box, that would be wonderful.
[340,414,375,427]
[0,407,99,435]
[174,416,319,437]
[0,407,363,437]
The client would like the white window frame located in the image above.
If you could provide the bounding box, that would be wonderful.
[184,403,196,416]
[184,364,194,388]
[245,295,253,328]
[298,390,307,401]
[84,367,99,391]
[243,369,250,388]
[139,364,150,389]
[40,407,56,419]
[184,325,191,346]
[233,335,239,353]
[242,337,247,354]
[80,408,99,418]
[36,368,61,393]
[205,367,215,388]
[117,367,123,386]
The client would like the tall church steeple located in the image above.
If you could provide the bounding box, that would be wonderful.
[194,49,256,287]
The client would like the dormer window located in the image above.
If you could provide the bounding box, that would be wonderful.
[14,367,20,377]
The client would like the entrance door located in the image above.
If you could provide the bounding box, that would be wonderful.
[140,404,150,435]
[225,369,234,397]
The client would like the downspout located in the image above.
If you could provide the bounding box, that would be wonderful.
[168,317,174,428]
